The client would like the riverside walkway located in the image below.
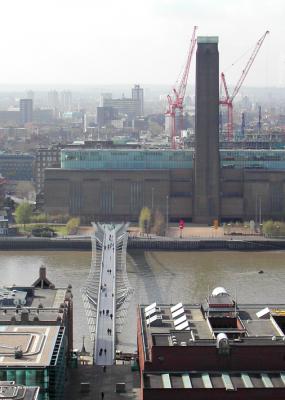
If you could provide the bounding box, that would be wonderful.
[82,223,133,365]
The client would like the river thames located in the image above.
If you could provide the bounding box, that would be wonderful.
[0,250,285,353]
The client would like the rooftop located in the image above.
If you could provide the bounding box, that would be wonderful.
[0,325,62,367]
[0,267,71,324]
[197,36,219,44]
[139,299,285,352]
[0,381,39,400]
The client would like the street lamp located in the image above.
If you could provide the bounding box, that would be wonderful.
[166,195,169,234]
[151,187,154,212]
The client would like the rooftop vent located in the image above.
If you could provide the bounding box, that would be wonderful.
[14,349,23,359]
[20,309,29,323]
[216,333,230,355]
[212,287,228,297]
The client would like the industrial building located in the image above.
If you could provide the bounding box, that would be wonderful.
[137,288,285,399]
[0,267,73,400]
[44,37,285,223]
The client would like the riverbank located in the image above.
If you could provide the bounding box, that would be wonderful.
[0,236,285,251]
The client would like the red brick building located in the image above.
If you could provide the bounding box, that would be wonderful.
[137,288,285,399]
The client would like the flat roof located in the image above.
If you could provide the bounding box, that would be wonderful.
[139,303,285,351]
[0,382,39,400]
[0,287,67,324]
[0,325,61,367]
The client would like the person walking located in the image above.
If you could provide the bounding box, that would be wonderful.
[101,392,104,399]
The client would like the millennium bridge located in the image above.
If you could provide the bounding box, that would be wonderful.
[82,223,133,365]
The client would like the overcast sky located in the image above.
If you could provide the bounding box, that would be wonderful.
[0,0,284,87]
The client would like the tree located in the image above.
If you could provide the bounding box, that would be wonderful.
[15,202,33,226]
[66,217,80,235]
[263,220,285,237]
[139,207,151,234]
[152,209,166,236]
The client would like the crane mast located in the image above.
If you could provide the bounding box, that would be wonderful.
[220,30,269,141]
[166,26,197,149]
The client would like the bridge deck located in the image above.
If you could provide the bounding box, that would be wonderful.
[95,227,116,365]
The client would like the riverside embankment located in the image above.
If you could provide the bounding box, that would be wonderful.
[0,236,285,251]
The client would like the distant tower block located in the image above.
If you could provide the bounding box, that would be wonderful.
[193,37,220,224]
[132,84,144,116]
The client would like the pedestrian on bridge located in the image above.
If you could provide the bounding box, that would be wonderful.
[104,348,107,355]
[101,391,104,399]
[110,313,113,320]
[103,309,105,315]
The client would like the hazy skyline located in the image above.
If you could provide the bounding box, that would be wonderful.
[1,0,284,87]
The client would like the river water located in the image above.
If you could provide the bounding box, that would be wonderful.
[0,250,285,353]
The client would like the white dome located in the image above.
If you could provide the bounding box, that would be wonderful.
[212,287,228,297]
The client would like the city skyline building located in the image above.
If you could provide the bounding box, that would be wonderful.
[132,84,144,116]
[60,90,72,112]
[19,98,33,125]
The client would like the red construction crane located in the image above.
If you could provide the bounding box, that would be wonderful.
[166,26,198,149]
[220,30,269,141]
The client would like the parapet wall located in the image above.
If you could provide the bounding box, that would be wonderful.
[0,237,284,251]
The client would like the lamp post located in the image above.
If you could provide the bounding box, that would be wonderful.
[259,196,262,226]
[151,187,154,212]
[166,195,169,235]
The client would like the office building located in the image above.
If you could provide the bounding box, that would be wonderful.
[47,91,59,116]
[0,381,39,400]
[0,153,34,181]
[138,288,285,399]
[0,267,73,400]
[35,145,61,193]
[132,84,144,116]
[99,93,112,107]
[19,99,33,125]
[102,86,144,118]
[103,97,140,118]
[0,111,20,124]
[96,106,118,128]
[60,91,72,112]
